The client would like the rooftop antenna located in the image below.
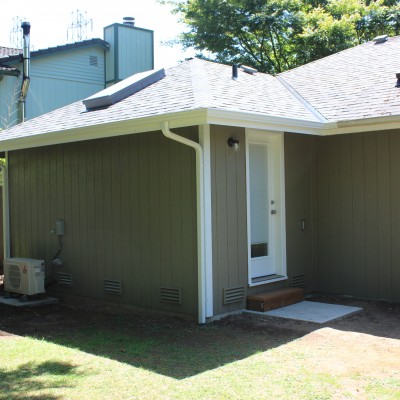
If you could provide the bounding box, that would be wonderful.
[9,16,26,49]
[67,10,93,43]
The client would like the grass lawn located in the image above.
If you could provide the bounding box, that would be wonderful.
[0,301,400,399]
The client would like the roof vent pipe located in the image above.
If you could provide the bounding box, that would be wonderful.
[232,64,238,80]
[373,34,388,44]
[123,17,135,26]
[19,21,31,123]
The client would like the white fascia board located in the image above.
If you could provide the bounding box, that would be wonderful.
[205,108,338,135]
[3,108,399,152]
[205,108,400,136]
[0,110,208,151]
[330,115,400,135]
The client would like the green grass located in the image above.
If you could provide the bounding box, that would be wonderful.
[1,312,399,400]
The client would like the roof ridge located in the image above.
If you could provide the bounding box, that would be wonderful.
[275,75,328,122]
[189,59,213,109]
[278,37,394,76]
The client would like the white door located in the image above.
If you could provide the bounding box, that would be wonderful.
[246,130,286,285]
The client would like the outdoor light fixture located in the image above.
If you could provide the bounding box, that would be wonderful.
[396,73,400,88]
[228,137,240,151]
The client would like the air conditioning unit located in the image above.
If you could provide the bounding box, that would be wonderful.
[3,258,45,296]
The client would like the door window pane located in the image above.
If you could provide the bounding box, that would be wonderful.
[249,144,268,257]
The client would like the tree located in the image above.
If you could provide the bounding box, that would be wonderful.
[161,0,400,73]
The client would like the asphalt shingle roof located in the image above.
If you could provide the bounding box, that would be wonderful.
[0,58,319,141]
[2,36,400,143]
[279,36,400,121]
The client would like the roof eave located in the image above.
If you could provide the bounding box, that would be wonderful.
[2,109,399,152]
[206,108,336,135]
[0,109,209,152]
[331,114,400,135]
[0,39,110,64]
[0,68,20,77]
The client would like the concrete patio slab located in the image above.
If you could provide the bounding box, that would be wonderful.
[264,301,363,323]
[0,296,59,307]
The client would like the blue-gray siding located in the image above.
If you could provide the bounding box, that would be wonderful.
[26,47,105,119]
[0,74,21,129]
[104,24,154,85]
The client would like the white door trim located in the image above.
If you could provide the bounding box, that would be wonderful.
[246,128,287,286]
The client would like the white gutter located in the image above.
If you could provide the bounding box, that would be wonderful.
[162,121,206,324]
[0,154,10,259]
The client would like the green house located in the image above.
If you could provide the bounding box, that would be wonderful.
[1,36,399,323]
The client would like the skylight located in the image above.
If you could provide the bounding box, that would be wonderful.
[83,68,166,111]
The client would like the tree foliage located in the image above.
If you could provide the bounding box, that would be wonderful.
[161,0,400,73]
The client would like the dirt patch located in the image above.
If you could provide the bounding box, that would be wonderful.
[0,293,399,390]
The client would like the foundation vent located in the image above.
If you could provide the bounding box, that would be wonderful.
[104,280,121,295]
[291,274,306,288]
[223,285,245,305]
[160,287,182,304]
[57,272,72,286]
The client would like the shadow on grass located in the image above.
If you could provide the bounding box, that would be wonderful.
[46,314,302,379]
[0,361,80,400]
[2,297,398,380]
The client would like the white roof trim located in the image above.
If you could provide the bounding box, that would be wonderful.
[206,108,337,135]
[1,108,400,152]
[0,110,208,151]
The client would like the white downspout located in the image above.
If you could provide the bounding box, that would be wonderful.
[162,121,206,324]
[0,153,10,259]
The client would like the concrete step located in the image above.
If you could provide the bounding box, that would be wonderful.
[246,287,304,312]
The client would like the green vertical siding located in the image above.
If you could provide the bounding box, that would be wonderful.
[210,125,248,315]
[315,130,400,301]
[8,129,198,316]
[0,189,3,270]
[284,133,317,292]
[211,128,318,315]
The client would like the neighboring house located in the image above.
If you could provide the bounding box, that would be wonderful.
[0,35,399,323]
[0,21,154,128]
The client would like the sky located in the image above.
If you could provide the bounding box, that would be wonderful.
[0,0,196,68]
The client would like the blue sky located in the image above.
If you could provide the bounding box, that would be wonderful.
[1,0,195,68]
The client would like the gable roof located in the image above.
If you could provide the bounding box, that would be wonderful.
[0,39,109,64]
[0,47,21,57]
[1,36,400,150]
[0,47,21,75]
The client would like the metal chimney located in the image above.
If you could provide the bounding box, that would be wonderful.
[232,64,238,80]
[123,17,135,26]
[20,21,31,123]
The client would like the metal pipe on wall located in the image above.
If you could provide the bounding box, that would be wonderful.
[19,21,31,123]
